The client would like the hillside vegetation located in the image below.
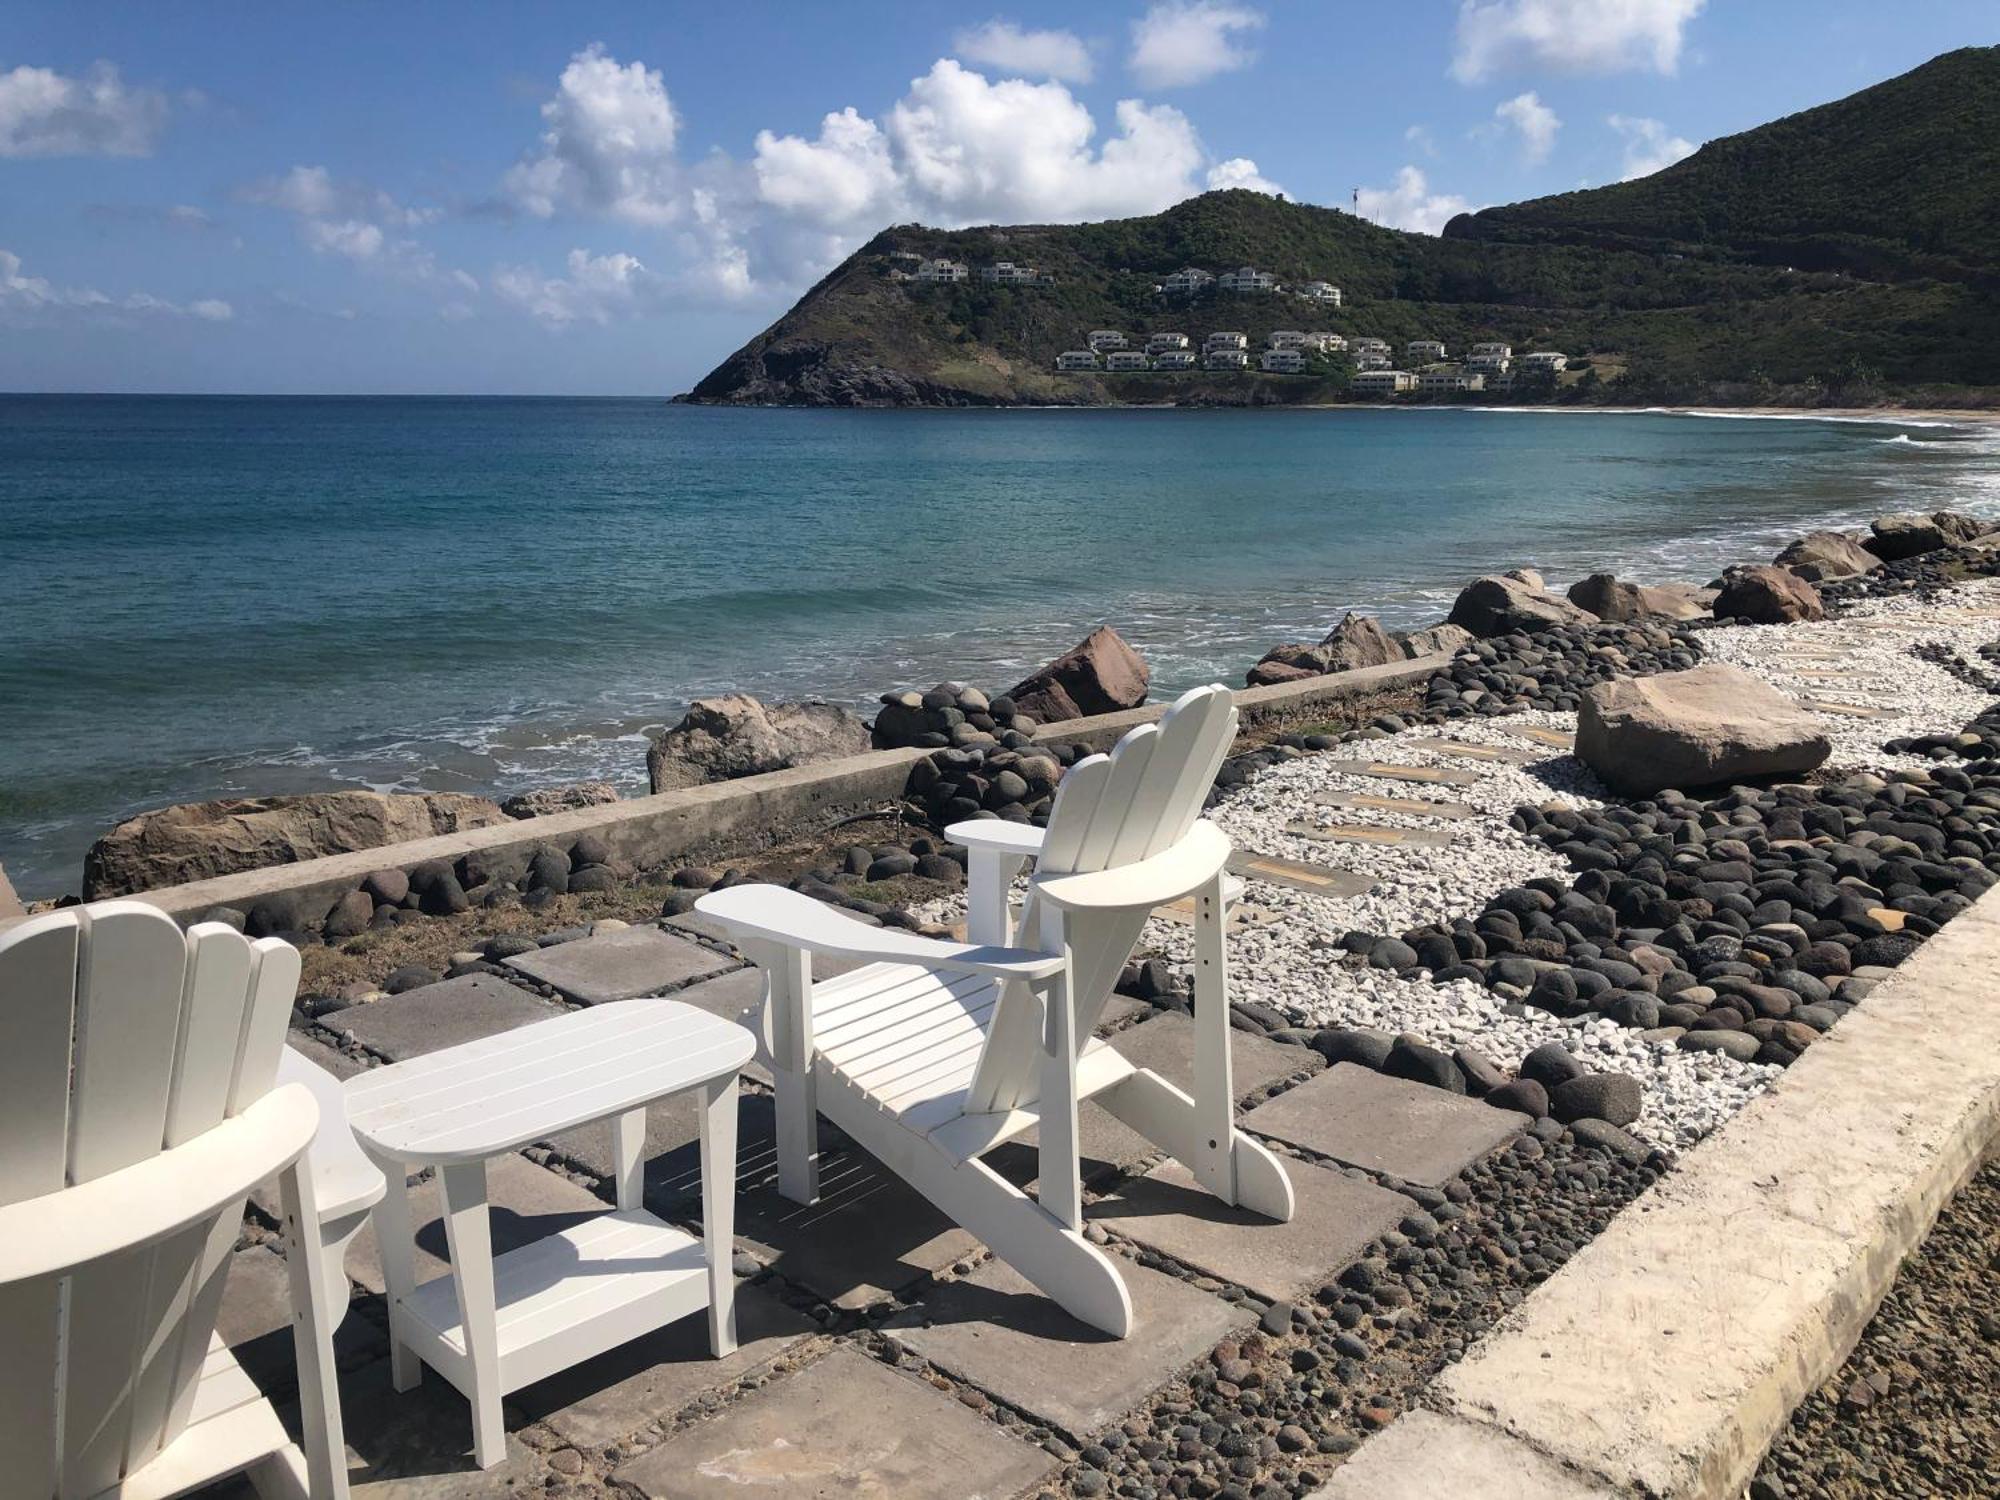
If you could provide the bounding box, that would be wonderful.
[687,48,2000,409]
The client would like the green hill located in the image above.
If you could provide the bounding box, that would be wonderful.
[686,49,2000,410]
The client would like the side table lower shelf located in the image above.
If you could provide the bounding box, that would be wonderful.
[396,1208,711,1394]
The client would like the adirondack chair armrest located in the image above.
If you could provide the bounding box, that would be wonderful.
[1033,820,1233,913]
[943,821,1046,858]
[0,1083,320,1285]
[696,885,1066,980]
[279,1045,388,1224]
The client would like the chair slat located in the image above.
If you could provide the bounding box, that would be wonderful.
[69,904,190,1185]
[120,1219,226,1477]
[0,1280,60,1496]
[227,939,300,1116]
[1074,724,1159,874]
[0,912,81,1207]
[164,925,255,1147]
[1036,753,1113,876]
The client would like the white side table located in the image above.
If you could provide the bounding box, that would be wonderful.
[344,998,755,1469]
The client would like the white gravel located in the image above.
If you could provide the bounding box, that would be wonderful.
[915,576,2000,1154]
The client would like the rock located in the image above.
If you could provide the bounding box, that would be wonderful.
[1518,1041,1586,1093]
[1864,512,1952,561]
[1382,1038,1464,1093]
[1484,1078,1549,1117]
[1678,1029,1763,1062]
[1565,573,1707,623]
[1396,622,1474,659]
[566,864,619,894]
[1245,615,1397,686]
[1006,626,1150,723]
[865,851,918,881]
[321,889,375,941]
[1447,572,1596,637]
[1244,655,1322,686]
[83,791,510,898]
[361,868,410,906]
[500,781,621,819]
[1549,1073,1643,1127]
[1774,530,1880,582]
[1576,664,1831,796]
[1712,565,1825,624]
[1568,1117,1651,1164]
[383,965,439,994]
[647,694,872,793]
[527,846,572,893]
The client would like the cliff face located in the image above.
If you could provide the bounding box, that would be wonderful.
[684,50,2000,409]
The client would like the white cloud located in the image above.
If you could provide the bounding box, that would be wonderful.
[505,45,682,224]
[1492,90,1560,162]
[245,165,435,228]
[1608,113,1696,179]
[492,248,653,328]
[0,61,169,157]
[753,107,901,227]
[1205,157,1283,196]
[0,247,229,324]
[303,218,385,261]
[953,21,1094,83]
[1128,2,1265,89]
[1354,166,1472,235]
[1405,124,1439,159]
[1451,0,1704,82]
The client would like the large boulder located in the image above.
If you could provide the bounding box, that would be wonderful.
[1448,570,1597,636]
[1245,612,1399,687]
[1863,511,1970,561]
[1395,622,1474,659]
[82,790,510,899]
[1712,565,1825,624]
[1577,664,1831,796]
[1007,625,1150,722]
[1565,573,1709,623]
[647,694,872,793]
[1773,530,1880,582]
[500,781,622,819]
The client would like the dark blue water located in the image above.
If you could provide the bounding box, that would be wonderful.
[3,396,1994,897]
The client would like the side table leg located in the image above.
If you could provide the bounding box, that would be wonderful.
[369,1159,421,1393]
[612,1107,646,1212]
[698,1073,740,1357]
[439,1160,507,1470]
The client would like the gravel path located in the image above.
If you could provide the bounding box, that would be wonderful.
[1755,1158,2000,1499]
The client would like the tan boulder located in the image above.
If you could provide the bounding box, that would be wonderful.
[1577,664,1831,796]
[1448,571,1597,636]
[1713,565,1825,624]
[1396,623,1475,659]
[500,781,622,819]
[1773,530,1880,582]
[1007,625,1150,723]
[82,790,511,899]
[646,695,872,793]
[1565,573,1709,623]
[1245,612,1401,686]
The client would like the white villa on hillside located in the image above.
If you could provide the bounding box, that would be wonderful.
[1352,369,1413,394]
[1406,339,1447,364]
[1087,330,1128,351]
[1160,267,1215,296]
[1218,266,1278,293]
[1350,336,1390,357]
[1354,353,1392,372]
[1204,348,1250,369]
[1261,348,1306,374]
[1417,369,1484,394]
[1268,330,1307,349]
[1469,342,1512,360]
[1297,281,1342,305]
[1204,331,1249,351]
[914,258,969,283]
[1521,351,1569,372]
[1466,352,1511,375]
[1146,332,1190,352]
[1056,350,1100,371]
[1105,351,1151,372]
[980,261,1051,286]
[1153,350,1197,369]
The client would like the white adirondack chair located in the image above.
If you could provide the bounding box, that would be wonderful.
[0,901,348,1499]
[698,683,1294,1336]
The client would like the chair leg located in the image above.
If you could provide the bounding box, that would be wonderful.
[1190,874,1236,1202]
[698,1075,740,1357]
[1097,1070,1296,1223]
[279,1158,350,1499]
[367,1160,422,1393]
[438,1162,507,1470]
[765,946,820,1205]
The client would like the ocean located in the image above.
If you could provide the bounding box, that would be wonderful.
[3,396,1996,899]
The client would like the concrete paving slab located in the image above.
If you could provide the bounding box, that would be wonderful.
[346,1152,607,1296]
[547,1089,776,1218]
[502,924,734,1004]
[1502,726,1576,749]
[1314,790,1479,820]
[1404,738,1542,764]
[320,1356,557,1495]
[319,974,562,1064]
[511,1283,816,1451]
[1109,1012,1322,1102]
[217,1245,386,1396]
[1241,1062,1526,1187]
[889,1255,1251,1439]
[1286,819,1455,849]
[1316,760,1482,787]
[1228,850,1374,897]
[1309,1410,1622,1499]
[615,1346,1056,1500]
[645,966,774,1085]
[1086,1158,1413,1303]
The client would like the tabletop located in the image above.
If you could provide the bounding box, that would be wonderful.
[344,999,756,1165]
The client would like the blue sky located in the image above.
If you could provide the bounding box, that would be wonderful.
[2,1,1992,395]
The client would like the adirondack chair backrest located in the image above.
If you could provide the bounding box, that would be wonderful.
[965,685,1237,1113]
[0,900,301,1499]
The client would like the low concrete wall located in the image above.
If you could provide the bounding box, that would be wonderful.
[1320,876,2000,1499]
[108,653,1445,925]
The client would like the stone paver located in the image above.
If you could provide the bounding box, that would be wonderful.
[1403,738,1542,765]
[1310,1410,1621,1500]
[512,1284,816,1451]
[546,1089,777,1218]
[890,1255,1252,1439]
[1227,850,1374,897]
[345,1151,607,1295]
[1316,760,1482,787]
[1286,819,1455,849]
[320,974,562,1063]
[217,1245,386,1395]
[615,1346,1056,1500]
[1241,1062,1526,1187]
[1314,790,1478,820]
[1152,897,1287,931]
[649,966,775,1085]
[325,1356,557,1495]
[1087,1158,1413,1303]
[503,925,734,1004]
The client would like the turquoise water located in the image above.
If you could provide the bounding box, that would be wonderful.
[3,397,1996,897]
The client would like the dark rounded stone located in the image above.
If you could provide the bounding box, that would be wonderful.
[914,853,963,884]
[672,866,720,889]
[384,964,439,994]
[245,894,303,938]
[1851,933,1919,968]
[566,864,618,894]
[198,904,248,933]
[322,889,375,941]
[419,873,470,915]
[866,851,919,881]
[1368,937,1420,971]
[1311,1028,1394,1070]
[1484,1078,1549,1117]
[529,847,572,893]
[361,868,410,906]
[1601,992,1661,1029]
[1382,1038,1465,1094]
[1550,1073,1644,1127]
[482,933,540,960]
[570,834,613,869]
[1518,1041,1586,1092]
